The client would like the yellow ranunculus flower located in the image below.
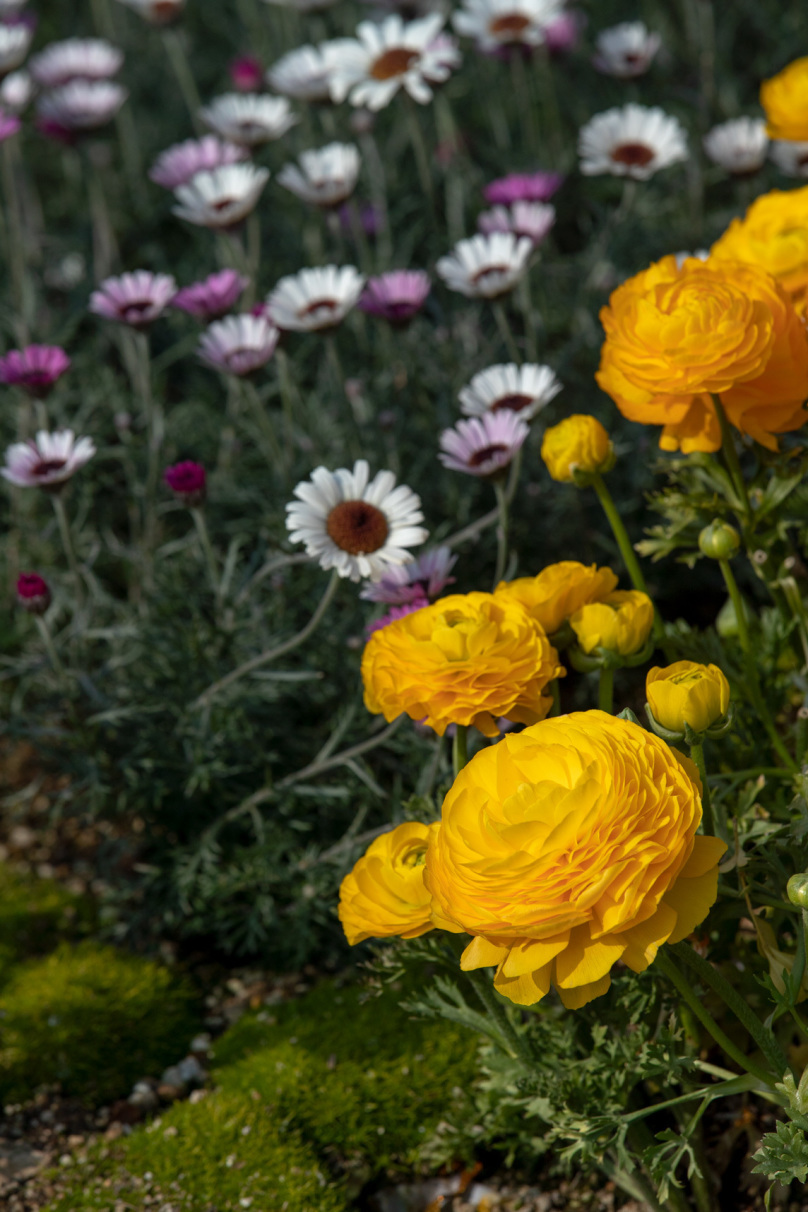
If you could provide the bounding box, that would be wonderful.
[761,57,808,142]
[711,187,808,315]
[570,590,654,657]
[339,821,437,945]
[425,711,726,1008]
[646,661,730,734]
[596,255,808,453]
[494,561,618,636]
[361,591,563,738]
[540,414,613,483]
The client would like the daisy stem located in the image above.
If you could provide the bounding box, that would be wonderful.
[404,94,435,211]
[90,0,115,38]
[510,50,538,156]
[245,212,261,310]
[518,273,538,362]
[193,568,340,709]
[190,507,222,613]
[275,348,299,443]
[452,724,468,777]
[712,394,752,533]
[688,741,715,837]
[35,614,65,677]
[1,140,30,345]
[134,331,163,563]
[86,167,117,283]
[345,202,372,277]
[360,133,393,269]
[241,377,284,474]
[162,29,203,135]
[598,666,614,714]
[434,92,465,246]
[492,300,521,363]
[534,45,563,166]
[51,493,83,607]
[549,679,561,716]
[493,479,510,587]
[717,556,796,771]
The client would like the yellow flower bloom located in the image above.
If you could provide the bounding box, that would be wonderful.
[425,711,726,1008]
[540,414,613,483]
[646,661,730,734]
[361,591,563,738]
[711,186,808,315]
[570,590,654,657]
[596,255,808,453]
[339,821,437,945]
[494,562,618,636]
[761,57,808,141]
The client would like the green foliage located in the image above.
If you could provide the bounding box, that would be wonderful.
[0,942,200,1104]
[753,1121,808,1187]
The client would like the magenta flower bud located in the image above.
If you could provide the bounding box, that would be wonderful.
[172,269,249,322]
[17,572,51,614]
[0,345,71,397]
[483,171,564,206]
[164,460,206,506]
[544,10,584,55]
[229,54,263,92]
[358,270,431,326]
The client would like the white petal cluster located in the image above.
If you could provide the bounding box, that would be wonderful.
[266,42,351,101]
[2,429,96,489]
[769,140,808,179]
[452,0,564,52]
[579,104,688,180]
[436,232,532,298]
[459,362,562,420]
[199,93,298,146]
[703,117,768,174]
[278,143,360,207]
[329,14,459,110]
[593,22,661,78]
[30,38,123,89]
[267,266,365,331]
[172,164,270,228]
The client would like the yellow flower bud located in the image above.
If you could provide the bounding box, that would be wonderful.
[338,821,437,945]
[570,590,654,657]
[698,520,740,560]
[646,661,730,735]
[540,415,614,483]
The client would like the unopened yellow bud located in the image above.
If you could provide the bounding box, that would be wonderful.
[540,415,614,484]
[646,661,730,735]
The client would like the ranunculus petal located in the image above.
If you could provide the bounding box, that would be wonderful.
[493,960,553,1006]
[557,973,612,1010]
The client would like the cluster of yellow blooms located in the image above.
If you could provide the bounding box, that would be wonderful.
[339,171,808,1011]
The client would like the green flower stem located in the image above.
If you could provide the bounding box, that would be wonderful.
[717,556,796,771]
[689,741,716,837]
[404,94,434,210]
[241,378,284,474]
[244,212,261,310]
[549,679,561,716]
[712,395,752,531]
[162,29,203,133]
[35,615,65,676]
[275,348,299,444]
[193,569,340,709]
[518,273,538,363]
[492,300,521,364]
[598,666,614,714]
[493,479,510,588]
[51,493,83,606]
[1,140,30,343]
[671,941,791,1081]
[590,472,649,596]
[359,132,392,268]
[655,949,776,1087]
[452,723,468,778]
[466,967,533,1068]
[190,507,222,613]
[510,50,538,155]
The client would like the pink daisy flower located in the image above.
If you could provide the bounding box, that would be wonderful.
[171,269,249,321]
[483,170,564,205]
[2,429,96,490]
[149,135,248,190]
[366,597,428,635]
[197,314,279,376]
[358,270,431,324]
[0,345,70,397]
[477,200,555,245]
[360,545,457,604]
[90,271,177,327]
[438,411,528,477]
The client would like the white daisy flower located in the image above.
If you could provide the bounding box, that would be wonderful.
[198,314,280,376]
[0,24,32,79]
[0,69,32,113]
[2,429,96,490]
[436,231,532,298]
[266,43,347,102]
[452,0,563,52]
[37,80,128,132]
[30,38,123,89]
[267,265,365,332]
[578,104,688,180]
[459,362,562,420]
[477,200,555,246]
[770,139,808,179]
[286,459,428,582]
[439,412,528,478]
[592,22,661,79]
[199,93,298,147]
[114,0,186,23]
[703,117,768,175]
[277,143,360,208]
[172,164,270,229]
[329,14,459,111]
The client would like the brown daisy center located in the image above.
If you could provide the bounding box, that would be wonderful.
[151,0,182,23]
[326,500,389,554]
[34,458,67,477]
[611,142,655,167]
[489,12,531,36]
[370,47,419,80]
[468,443,508,467]
[492,392,533,413]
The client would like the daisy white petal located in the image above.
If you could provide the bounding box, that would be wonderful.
[172,164,270,229]
[2,428,96,489]
[266,265,365,332]
[200,93,298,146]
[436,231,531,298]
[458,362,561,420]
[703,118,768,175]
[578,103,688,180]
[277,142,360,207]
[452,0,563,52]
[439,412,528,477]
[593,22,661,79]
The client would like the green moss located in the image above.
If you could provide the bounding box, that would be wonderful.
[45,978,478,1212]
[46,1092,349,1212]
[0,863,91,979]
[0,942,200,1104]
